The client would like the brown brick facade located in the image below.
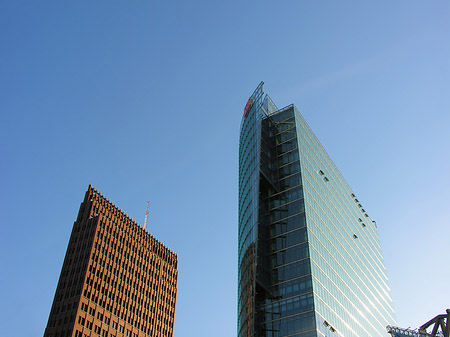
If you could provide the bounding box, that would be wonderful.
[44,185,178,337]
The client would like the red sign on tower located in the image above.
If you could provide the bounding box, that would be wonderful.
[243,97,253,117]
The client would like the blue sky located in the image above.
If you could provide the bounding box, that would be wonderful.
[1,1,449,336]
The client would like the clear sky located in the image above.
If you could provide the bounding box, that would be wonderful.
[1,1,449,336]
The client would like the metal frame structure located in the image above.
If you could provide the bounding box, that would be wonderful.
[387,310,450,337]
[387,325,432,337]
[419,309,450,337]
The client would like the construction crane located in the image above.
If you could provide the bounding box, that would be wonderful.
[387,309,449,337]
[144,201,149,230]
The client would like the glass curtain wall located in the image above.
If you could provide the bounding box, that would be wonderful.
[239,84,317,337]
[239,83,395,337]
[293,106,396,337]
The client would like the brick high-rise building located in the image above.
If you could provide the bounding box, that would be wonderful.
[43,185,178,337]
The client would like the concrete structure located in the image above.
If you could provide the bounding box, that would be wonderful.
[43,185,177,337]
[238,82,395,337]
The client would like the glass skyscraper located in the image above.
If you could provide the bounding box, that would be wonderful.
[238,82,395,337]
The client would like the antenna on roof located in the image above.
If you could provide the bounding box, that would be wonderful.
[144,201,149,230]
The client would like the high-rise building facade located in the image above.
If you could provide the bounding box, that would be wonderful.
[238,82,395,337]
[44,185,178,337]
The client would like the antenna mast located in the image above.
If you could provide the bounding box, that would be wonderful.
[144,201,149,230]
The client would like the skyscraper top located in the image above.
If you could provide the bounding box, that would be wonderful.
[86,184,177,266]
